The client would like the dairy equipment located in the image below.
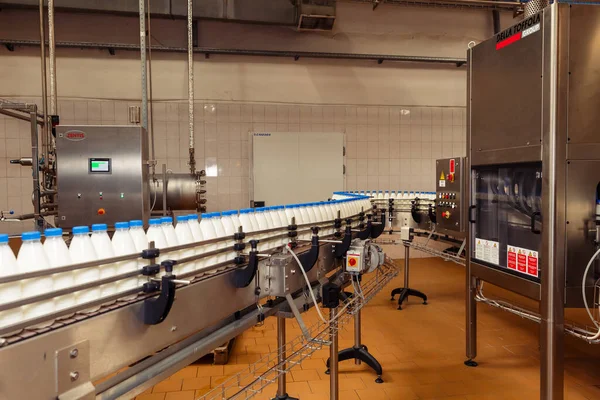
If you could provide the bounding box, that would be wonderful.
[0,199,396,400]
[465,3,600,398]
[435,157,466,237]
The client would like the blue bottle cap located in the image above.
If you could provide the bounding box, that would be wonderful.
[22,231,41,240]
[115,222,130,229]
[0,234,9,244]
[187,214,198,220]
[240,208,253,214]
[92,224,108,232]
[45,228,63,237]
[176,215,188,223]
[202,212,215,219]
[72,226,90,234]
[222,210,238,216]
[148,218,162,226]
[130,220,143,227]
[161,217,173,224]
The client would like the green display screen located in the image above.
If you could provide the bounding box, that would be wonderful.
[89,158,111,173]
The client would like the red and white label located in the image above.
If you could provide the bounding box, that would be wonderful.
[507,245,539,278]
[507,247,517,270]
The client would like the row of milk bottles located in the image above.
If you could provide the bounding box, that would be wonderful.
[345,190,437,201]
[0,198,370,328]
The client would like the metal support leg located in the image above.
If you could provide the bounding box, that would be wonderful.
[465,273,478,367]
[329,308,338,400]
[354,309,361,365]
[390,244,427,310]
[272,317,297,400]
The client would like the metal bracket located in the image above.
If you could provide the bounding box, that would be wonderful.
[56,340,94,400]
[333,225,353,258]
[297,229,320,273]
[357,216,372,240]
[370,210,386,239]
[233,240,260,288]
[285,293,312,341]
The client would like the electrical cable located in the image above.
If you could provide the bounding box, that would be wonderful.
[286,245,328,323]
[581,247,600,335]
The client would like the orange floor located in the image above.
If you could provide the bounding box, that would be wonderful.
[135,258,600,400]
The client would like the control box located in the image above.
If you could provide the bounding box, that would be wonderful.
[346,247,365,273]
[56,125,150,229]
[435,157,465,236]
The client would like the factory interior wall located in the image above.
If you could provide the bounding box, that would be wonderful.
[0,3,517,233]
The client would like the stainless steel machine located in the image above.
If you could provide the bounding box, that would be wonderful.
[466,3,600,398]
[56,125,151,228]
[435,157,466,237]
[53,125,205,229]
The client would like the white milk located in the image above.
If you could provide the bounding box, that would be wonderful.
[221,210,239,262]
[199,213,218,270]
[70,226,100,309]
[146,218,168,263]
[211,213,228,263]
[174,216,195,274]
[112,222,139,296]
[0,233,22,327]
[18,231,54,324]
[161,217,179,261]
[43,228,74,311]
[91,224,116,299]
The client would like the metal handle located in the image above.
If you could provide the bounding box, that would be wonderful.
[468,205,477,223]
[531,211,541,234]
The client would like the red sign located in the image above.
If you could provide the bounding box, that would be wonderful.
[65,130,86,141]
[449,159,456,174]
[527,253,538,277]
[517,251,527,273]
[507,248,517,270]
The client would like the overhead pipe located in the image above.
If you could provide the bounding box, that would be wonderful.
[38,0,48,196]
[48,0,57,116]
[0,39,468,66]
[139,0,148,131]
[187,0,196,174]
[147,0,157,180]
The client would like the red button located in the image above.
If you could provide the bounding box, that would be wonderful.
[97,208,106,215]
[349,258,357,266]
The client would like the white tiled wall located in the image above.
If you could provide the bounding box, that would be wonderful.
[0,98,466,233]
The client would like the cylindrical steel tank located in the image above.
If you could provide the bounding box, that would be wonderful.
[149,172,206,211]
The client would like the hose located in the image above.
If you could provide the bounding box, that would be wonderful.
[581,247,600,339]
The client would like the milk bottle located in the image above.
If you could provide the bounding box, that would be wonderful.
[174,216,195,274]
[18,231,54,323]
[0,234,22,327]
[146,218,168,262]
[211,212,228,263]
[221,210,239,261]
[43,228,74,311]
[199,213,218,270]
[70,226,100,309]
[112,222,140,296]
[91,224,117,299]
[161,217,179,260]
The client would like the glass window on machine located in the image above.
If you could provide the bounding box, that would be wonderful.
[471,162,542,282]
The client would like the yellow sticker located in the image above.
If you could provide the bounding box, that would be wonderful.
[440,171,446,180]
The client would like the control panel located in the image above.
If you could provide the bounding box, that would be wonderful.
[435,157,465,235]
[346,248,365,273]
[56,126,150,229]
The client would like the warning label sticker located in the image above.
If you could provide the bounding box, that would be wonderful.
[440,171,445,180]
[439,180,446,188]
[475,238,499,266]
[507,245,539,278]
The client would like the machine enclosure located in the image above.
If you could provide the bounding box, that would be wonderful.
[56,125,150,229]
[467,3,600,307]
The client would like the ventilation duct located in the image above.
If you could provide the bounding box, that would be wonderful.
[0,0,298,25]
[523,0,549,16]
[297,0,337,31]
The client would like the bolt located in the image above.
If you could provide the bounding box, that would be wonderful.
[70,349,78,359]
[171,326,177,332]
[290,269,296,274]
[70,372,79,382]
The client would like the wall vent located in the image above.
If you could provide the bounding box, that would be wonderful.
[297,0,336,31]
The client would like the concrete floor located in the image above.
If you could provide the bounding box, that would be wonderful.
[135,257,600,400]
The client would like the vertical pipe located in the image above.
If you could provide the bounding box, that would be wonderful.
[139,0,148,131]
[466,274,478,362]
[48,0,57,115]
[38,0,48,192]
[276,316,287,398]
[354,308,361,365]
[404,244,410,289]
[162,164,167,216]
[30,106,41,231]
[329,307,339,400]
[187,0,196,174]
[146,0,156,180]
[540,4,566,399]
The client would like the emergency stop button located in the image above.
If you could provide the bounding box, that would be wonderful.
[442,211,451,219]
[97,208,106,215]
[349,258,357,267]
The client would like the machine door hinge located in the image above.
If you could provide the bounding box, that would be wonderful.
[343,165,346,175]
[343,146,346,156]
